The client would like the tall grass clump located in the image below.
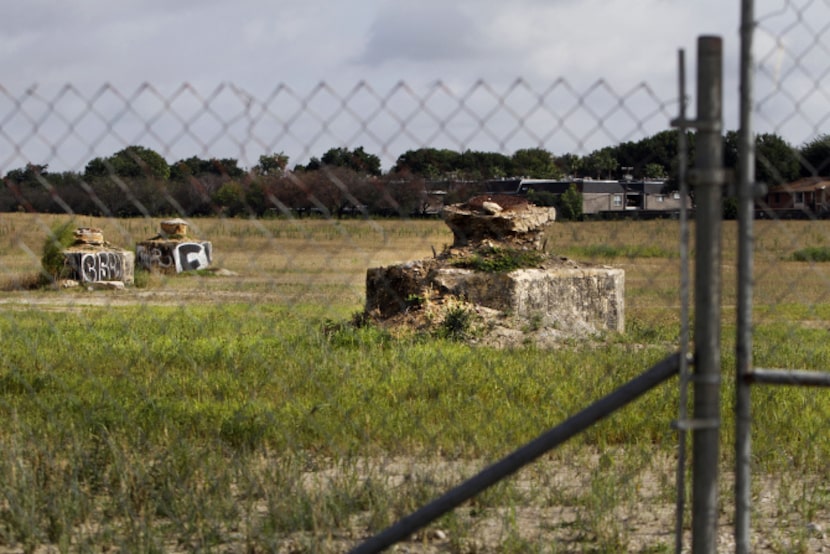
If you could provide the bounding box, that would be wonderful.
[39,220,76,285]
[790,245,830,262]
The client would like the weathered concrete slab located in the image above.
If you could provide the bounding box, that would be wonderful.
[136,218,212,273]
[366,262,624,335]
[61,227,135,285]
[364,196,623,345]
[136,241,213,273]
[64,249,135,285]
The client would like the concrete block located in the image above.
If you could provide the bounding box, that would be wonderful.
[136,241,213,273]
[63,249,135,285]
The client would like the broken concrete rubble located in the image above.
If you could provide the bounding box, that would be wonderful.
[136,219,213,274]
[442,194,557,249]
[364,195,625,347]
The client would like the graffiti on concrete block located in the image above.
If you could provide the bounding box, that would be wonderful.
[174,242,212,272]
[136,244,174,270]
[136,241,212,273]
[67,252,125,282]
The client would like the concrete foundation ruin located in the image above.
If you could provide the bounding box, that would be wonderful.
[136,219,213,274]
[62,227,135,286]
[364,195,625,346]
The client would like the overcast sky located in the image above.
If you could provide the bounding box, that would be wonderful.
[1,0,826,172]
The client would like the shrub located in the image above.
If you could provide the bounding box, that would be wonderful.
[40,221,76,284]
[558,184,583,221]
[791,246,830,262]
[436,303,475,340]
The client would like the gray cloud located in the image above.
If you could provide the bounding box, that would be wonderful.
[360,3,495,65]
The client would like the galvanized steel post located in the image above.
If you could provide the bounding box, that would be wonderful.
[692,35,724,554]
[735,1,755,552]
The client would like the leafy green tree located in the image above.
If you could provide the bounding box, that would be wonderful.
[724,131,799,185]
[393,148,461,179]
[170,156,244,180]
[244,180,267,216]
[799,134,830,177]
[254,152,289,176]
[170,156,202,180]
[83,157,109,179]
[374,173,428,216]
[756,133,800,185]
[558,184,583,221]
[85,146,170,180]
[640,130,687,173]
[583,147,618,179]
[555,153,583,176]
[644,163,667,179]
[300,157,322,172]
[320,146,381,176]
[456,150,512,180]
[511,148,561,178]
[212,181,246,216]
[4,163,49,185]
[723,130,740,172]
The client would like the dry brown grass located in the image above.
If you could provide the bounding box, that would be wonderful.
[0,214,451,305]
[5,214,830,317]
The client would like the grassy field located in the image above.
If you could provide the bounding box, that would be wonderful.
[1,213,829,552]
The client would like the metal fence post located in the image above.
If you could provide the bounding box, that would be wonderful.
[692,35,724,554]
[735,1,755,552]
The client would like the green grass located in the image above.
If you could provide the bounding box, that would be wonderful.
[2,302,824,551]
[2,216,830,551]
[0,303,693,550]
[0,305,680,456]
[790,245,830,262]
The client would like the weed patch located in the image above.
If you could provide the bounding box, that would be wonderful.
[436,303,476,340]
[450,246,547,273]
[790,245,830,262]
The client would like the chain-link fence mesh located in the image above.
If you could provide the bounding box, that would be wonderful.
[0,2,828,551]
[0,77,695,553]
[734,1,830,552]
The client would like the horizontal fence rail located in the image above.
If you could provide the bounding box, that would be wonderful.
[746,369,830,387]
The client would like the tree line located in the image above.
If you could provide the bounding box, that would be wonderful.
[1,130,826,218]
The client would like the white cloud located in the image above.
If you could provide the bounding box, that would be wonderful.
[1,0,829,170]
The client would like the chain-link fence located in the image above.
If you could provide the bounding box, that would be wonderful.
[0,79,693,554]
[1,2,829,552]
[733,1,830,553]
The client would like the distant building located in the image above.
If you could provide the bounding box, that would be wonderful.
[510,178,689,217]
[425,177,691,218]
[762,177,830,217]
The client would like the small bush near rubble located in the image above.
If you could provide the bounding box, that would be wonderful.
[437,303,476,340]
[40,220,76,284]
[791,245,830,262]
[450,246,547,273]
